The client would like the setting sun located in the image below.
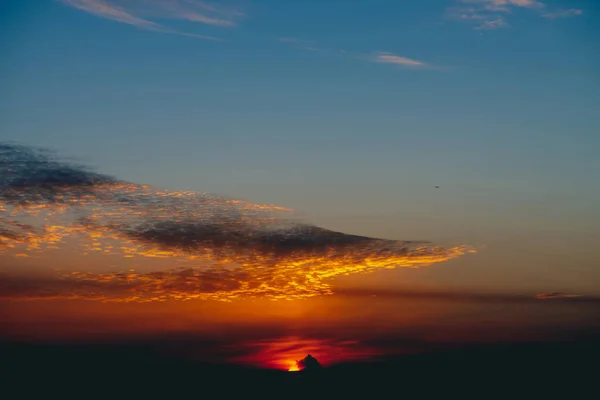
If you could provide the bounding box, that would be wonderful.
[288,362,300,372]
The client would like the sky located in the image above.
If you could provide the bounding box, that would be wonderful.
[1,0,600,369]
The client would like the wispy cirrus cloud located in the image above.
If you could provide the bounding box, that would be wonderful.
[276,39,430,69]
[373,52,427,67]
[448,0,583,30]
[59,0,243,40]
[61,0,160,29]
[542,9,584,19]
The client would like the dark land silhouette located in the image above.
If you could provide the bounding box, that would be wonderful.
[2,338,598,398]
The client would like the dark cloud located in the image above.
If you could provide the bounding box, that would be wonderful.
[0,226,24,244]
[0,215,39,250]
[0,268,249,302]
[120,219,404,259]
[336,288,600,305]
[535,292,586,300]
[0,143,118,206]
[336,288,538,304]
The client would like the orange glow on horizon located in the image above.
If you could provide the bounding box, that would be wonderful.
[287,362,300,372]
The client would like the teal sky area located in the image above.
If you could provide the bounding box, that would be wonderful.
[1,0,599,295]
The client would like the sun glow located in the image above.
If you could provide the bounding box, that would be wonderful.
[288,362,300,372]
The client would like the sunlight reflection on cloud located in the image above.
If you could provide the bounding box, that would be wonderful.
[1,143,473,301]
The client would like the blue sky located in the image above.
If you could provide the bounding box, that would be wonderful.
[2,0,599,294]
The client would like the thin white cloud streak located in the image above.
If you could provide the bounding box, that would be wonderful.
[542,9,583,19]
[276,39,430,70]
[140,0,242,27]
[474,17,508,30]
[177,12,234,27]
[60,0,241,40]
[373,52,426,67]
[61,0,160,29]
[459,0,544,10]
[449,0,582,30]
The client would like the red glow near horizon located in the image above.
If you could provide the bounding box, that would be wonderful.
[228,336,382,370]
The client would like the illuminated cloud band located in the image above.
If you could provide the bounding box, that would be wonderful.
[1,143,472,301]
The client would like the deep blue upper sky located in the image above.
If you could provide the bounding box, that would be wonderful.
[2,0,599,293]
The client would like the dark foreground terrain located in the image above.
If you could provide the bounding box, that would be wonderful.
[2,339,599,398]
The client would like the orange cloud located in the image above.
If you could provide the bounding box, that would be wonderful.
[1,143,473,302]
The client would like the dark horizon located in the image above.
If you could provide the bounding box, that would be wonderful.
[4,336,599,396]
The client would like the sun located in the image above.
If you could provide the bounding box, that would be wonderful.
[287,361,300,372]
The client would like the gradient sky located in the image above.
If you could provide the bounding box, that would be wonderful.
[1,0,600,369]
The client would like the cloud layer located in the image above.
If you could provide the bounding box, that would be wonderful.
[0,143,472,302]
